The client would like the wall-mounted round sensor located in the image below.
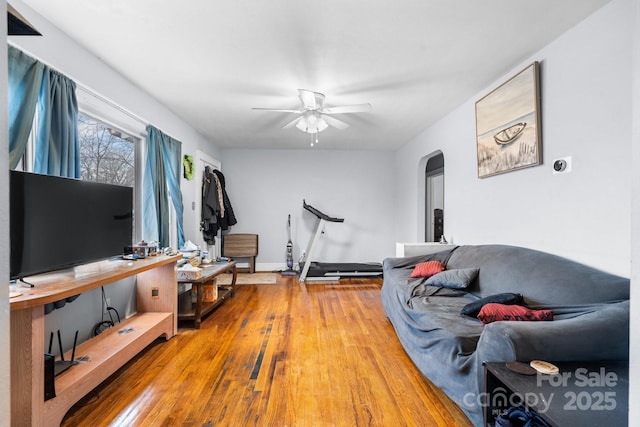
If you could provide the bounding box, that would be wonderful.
[553,159,567,172]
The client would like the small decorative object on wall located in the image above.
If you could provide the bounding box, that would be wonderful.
[183,154,194,180]
[475,61,541,178]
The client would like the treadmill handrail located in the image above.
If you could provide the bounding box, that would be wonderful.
[303,199,344,223]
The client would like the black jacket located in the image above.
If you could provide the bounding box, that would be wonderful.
[201,167,236,244]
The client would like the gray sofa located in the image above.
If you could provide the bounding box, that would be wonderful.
[381,244,630,426]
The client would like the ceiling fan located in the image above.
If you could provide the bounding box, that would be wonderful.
[252,89,372,137]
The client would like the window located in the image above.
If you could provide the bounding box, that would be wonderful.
[75,86,146,243]
[12,76,165,247]
[78,113,136,186]
[15,91,144,242]
[77,113,138,242]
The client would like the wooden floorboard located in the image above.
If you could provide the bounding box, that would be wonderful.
[60,275,473,426]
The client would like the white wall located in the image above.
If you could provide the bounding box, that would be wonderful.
[629,0,639,421]
[395,0,632,277]
[0,2,10,425]
[220,149,396,270]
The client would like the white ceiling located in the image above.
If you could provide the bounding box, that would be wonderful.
[21,0,610,151]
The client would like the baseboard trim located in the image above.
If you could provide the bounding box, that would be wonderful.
[253,262,294,273]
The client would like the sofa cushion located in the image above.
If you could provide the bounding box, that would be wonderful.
[477,303,554,324]
[426,268,479,289]
[410,260,444,278]
[460,292,524,317]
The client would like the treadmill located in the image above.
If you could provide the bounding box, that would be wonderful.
[299,200,383,282]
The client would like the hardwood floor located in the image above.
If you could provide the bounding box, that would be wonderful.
[61,275,473,426]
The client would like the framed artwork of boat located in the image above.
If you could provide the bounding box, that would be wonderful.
[475,61,542,178]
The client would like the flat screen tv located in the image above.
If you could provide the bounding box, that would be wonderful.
[10,170,133,281]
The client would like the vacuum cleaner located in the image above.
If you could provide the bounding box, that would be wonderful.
[281,214,297,276]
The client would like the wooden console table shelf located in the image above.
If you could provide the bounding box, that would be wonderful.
[10,254,181,427]
[178,261,236,329]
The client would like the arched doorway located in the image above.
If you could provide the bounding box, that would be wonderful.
[425,153,444,242]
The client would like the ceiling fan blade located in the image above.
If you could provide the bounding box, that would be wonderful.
[282,116,303,129]
[321,103,372,114]
[298,89,325,110]
[321,114,350,130]
[252,108,303,113]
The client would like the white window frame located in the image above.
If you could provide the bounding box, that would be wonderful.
[76,85,147,243]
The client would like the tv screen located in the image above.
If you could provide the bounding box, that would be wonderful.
[10,170,133,280]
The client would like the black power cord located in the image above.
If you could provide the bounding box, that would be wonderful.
[92,287,121,336]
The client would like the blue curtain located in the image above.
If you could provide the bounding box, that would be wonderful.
[34,69,80,178]
[143,125,185,248]
[7,46,45,169]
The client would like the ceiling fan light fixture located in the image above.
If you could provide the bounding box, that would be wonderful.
[254,89,370,143]
[295,119,308,133]
[316,117,328,133]
[296,112,328,134]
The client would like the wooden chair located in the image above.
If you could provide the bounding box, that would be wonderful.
[222,234,258,273]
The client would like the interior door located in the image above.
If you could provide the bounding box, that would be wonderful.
[425,153,444,242]
[194,150,222,258]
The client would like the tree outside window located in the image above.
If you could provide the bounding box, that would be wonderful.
[78,113,135,187]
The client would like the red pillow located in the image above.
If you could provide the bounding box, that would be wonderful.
[477,303,554,324]
[410,260,444,278]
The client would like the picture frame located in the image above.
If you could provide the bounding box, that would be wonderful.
[475,61,542,178]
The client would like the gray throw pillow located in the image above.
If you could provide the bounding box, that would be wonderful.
[425,268,479,289]
[460,292,525,317]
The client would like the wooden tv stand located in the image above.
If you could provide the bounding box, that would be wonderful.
[9,254,182,427]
